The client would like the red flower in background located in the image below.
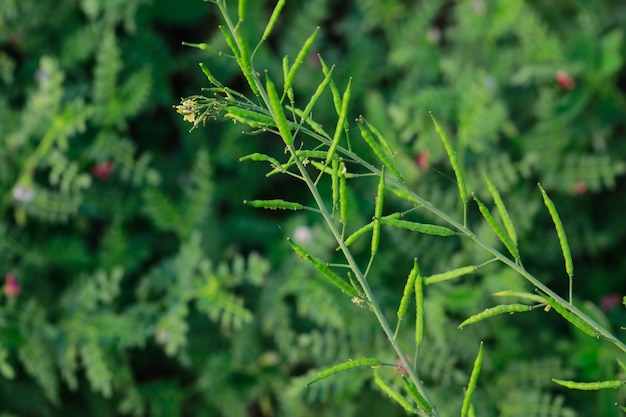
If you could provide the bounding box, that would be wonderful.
[4,272,21,297]
[556,70,576,90]
[415,149,430,172]
[92,161,114,180]
[601,293,621,311]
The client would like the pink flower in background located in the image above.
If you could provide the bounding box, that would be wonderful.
[601,293,621,311]
[92,161,114,180]
[395,358,409,376]
[415,150,430,172]
[573,181,588,195]
[4,272,21,297]
[556,70,576,90]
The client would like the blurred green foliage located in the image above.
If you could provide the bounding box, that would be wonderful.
[1,0,626,416]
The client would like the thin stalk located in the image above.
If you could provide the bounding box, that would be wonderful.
[284,141,440,416]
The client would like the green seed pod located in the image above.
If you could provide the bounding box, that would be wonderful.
[357,122,403,180]
[380,218,455,237]
[552,378,624,390]
[238,0,247,21]
[374,371,416,414]
[298,66,334,138]
[331,158,339,213]
[239,153,281,168]
[424,265,477,285]
[483,172,518,247]
[288,238,358,297]
[327,78,352,164]
[458,304,530,329]
[244,199,303,210]
[225,106,276,128]
[262,0,286,40]
[397,258,418,321]
[461,342,483,417]
[430,112,467,203]
[388,186,423,207]
[318,55,342,115]
[219,26,240,58]
[199,63,222,86]
[306,357,382,387]
[339,162,348,225]
[492,290,546,304]
[402,376,432,413]
[544,297,600,337]
[415,269,424,347]
[266,76,294,147]
[473,193,519,259]
[284,27,320,93]
[539,184,574,280]
[370,167,385,255]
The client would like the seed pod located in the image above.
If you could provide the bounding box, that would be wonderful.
[397,258,419,321]
[339,162,348,225]
[239,153,281,168]
[238,0,247,21]
[288,238,358,297]
[342,213,401,248]
[374,370,415,414]
[225,106,276,127]
[461,342,483,417]
[262,0,286,40]
[306,358,382,387]
[492,290,546,304]
[199,63,222,86]
[458,304,530,329]
[284,27,320,93]
[552,379,624,390]
[424,265,477,285]
[388,186,423,207]
[473,193,519,259]
[483,172,518,248]
[357,122,403,180]
[539,184,574,280]
[298,66,334,138]
[318,55,342,115]
[266,76,294,147]
[430,113,467,203]
[326,78,352,164]
[380,218,454,237]
[331,158,339,213]
[415,268,424,347]
[371,167,386,255]
[219,26,240,58]
[244,199,303,210]
[544,297,599,337]
[402,376,432,413]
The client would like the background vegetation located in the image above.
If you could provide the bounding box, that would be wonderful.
[1,0,625,416]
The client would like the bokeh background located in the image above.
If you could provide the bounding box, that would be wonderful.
[2,0,626,416]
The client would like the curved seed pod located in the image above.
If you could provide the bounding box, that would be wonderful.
[402,376,432,413]
[458,304,530,329]
[388,186,423,207]
[342,213,401,248]
[552,378,624,390]
[288,238,358,297]
[492,290,546,304]
[539,184,574,280]
[296,150,332,160]
[290,107,328,138]
[225,107,276,127]
[318,55,342,115]
[374,370,415,414]
[284,27,320,93]
[199,63,222,86]
[298,66,334,136]
[424,265,477,285]
[380,218,454,237]
[544,297,599,337]
[239,153,281,167]
[266,154,295,177]
[306,357,382,387]
[266,76,294,147]
[473,193,519,259]
[483,172,518,247]
[244,199,303,210]
[461,342,483,417]
[430,112,467,203]
[357,122,403,180]
[361,116,395,160]
[397,258,419,321]
[326,78,352,164]
[262,0,286,40]
[219,26,239,58]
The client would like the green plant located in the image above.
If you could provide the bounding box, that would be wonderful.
[178,0,626,415]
